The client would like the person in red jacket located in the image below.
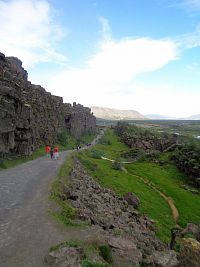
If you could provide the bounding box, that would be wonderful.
[54,146,59,160]
[45,145,50,158]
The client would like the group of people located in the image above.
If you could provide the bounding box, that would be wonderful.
[45,145,59,160]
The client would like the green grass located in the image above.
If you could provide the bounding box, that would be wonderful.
[79,131,97,146]
[78,128,200,243]
[50,153,80,226]
[127,160,200,228]
[94,129,129,158]
[99,245,113,264]
[57,129,97,150]
[79,153,173,242]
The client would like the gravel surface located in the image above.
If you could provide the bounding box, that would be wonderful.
[0,151,82,267]
[0,132,105,267]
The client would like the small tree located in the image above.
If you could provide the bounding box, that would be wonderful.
[112,160,122,170]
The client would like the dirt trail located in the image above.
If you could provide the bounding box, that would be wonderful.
[102,157,179,225]
[130,172,179,225]
[101,156,135,164]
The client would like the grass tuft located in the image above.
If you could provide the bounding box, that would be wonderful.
[99,245,113,264]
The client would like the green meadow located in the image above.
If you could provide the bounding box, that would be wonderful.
[78,129,200,242]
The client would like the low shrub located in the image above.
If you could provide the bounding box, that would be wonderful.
[99,245,113,264]
[57,130,76,149]
[111,160,122,170]
[99,137,112,145]
[90,150,104,159]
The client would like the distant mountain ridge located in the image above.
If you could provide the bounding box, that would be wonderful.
[187,114,200,120]
[91,106,145,120]
[145,114,177,120]
[91,106,200,121]
[146,114,200,120]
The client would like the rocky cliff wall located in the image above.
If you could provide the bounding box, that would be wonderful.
[0,52,96,158]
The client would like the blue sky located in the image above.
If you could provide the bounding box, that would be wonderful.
[0,0,200,117]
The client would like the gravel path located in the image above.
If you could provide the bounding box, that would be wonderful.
[0,131,106,267]
[0,151,87,267]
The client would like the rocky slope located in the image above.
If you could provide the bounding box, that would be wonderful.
[91,106,146,120]
[115,122,178,153]
[0,52,96,158]
[49,159,179,267]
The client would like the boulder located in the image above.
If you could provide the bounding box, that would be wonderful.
[108,237,142,267]
[181,223,200,241]
[123,192,140,209]
[46,246,84,267]
[143,250,178,267]
[179,238,200,267]
[108,236,137,250]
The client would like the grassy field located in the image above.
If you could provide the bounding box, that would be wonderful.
[78,128,200,242]
[127,161,200,228]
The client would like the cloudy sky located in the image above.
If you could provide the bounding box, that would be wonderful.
[0,0,200,117]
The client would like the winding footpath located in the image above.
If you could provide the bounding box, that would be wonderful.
[128,172,179,225]
[101,156,179,225]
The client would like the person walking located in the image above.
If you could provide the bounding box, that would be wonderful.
[54,146,59,160]
[50,147,54,160]
[45,145,50,158]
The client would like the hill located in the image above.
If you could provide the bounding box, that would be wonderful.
[145,114,177,120]
[91,106,146,120]
[187,114,200,120]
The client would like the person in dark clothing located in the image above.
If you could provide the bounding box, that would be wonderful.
[50,147,54,160]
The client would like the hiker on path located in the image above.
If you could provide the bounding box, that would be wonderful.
[45,145,50,158]
[54,146,59,160]
[50,147,54,160]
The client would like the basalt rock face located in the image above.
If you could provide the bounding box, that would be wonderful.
[115,122,178,153]
[0,52,96,158]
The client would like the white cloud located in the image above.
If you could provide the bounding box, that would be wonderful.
[120,85,200,117]
[164,0,200,12]
[89,38,178,82]
[0,0,66,68]
[181,0,200,10]
[179,24,200,49]
[98,16,111,41]
[44,30,178,113]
